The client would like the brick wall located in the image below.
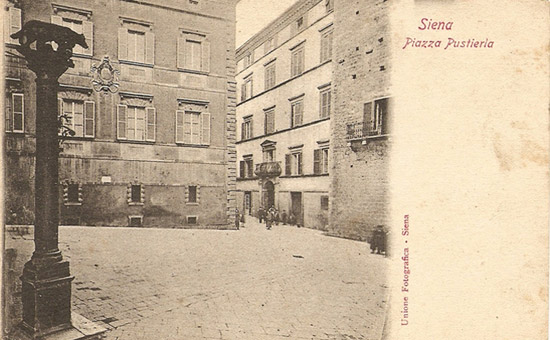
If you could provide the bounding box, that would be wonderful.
[328,0,392,241]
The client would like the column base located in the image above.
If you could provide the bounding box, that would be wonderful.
[9,313,107,340]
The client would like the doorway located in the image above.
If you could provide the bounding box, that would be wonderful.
[290,191,303,226]
[244,191,252,215]
[263,181,275,209]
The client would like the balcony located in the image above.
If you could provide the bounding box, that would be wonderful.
[346,121,386,140]
[254,161,282,178]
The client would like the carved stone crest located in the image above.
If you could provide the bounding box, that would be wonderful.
[91,56,120,94]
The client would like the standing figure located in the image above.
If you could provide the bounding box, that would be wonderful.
[235,208,240,230]
[265,207,274,230]
[281,210,288,225]
[258,206,265,223]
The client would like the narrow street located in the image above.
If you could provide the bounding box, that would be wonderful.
[5,220,389,340]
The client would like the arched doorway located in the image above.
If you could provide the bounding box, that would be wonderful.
[263,180,275,209]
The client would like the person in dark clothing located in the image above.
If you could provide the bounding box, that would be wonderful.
[235,208,240,230]
[258,207,265,223]
[280,210,288,225]
[288,212,296,226]
[370,225,387,255]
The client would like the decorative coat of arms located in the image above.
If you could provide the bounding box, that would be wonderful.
[90,56,120,94]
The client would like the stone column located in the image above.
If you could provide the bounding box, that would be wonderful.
[9,21,100,339]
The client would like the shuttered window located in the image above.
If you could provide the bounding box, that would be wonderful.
[118,25,154,65]
[291,45,305,77]
[320,29,333,63]
[320,88,331,118]
[285,152,302,175]
[291,100,303,127]
[176,110,210,145]
[177,32,210,73]
[314,148,329,174]
[117,105,156,141]
[6,7,21,45]
[58,99,95,138]
[264,62,276,90]
[264,109,275,135]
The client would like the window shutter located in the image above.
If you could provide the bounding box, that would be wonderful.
[177,36,186,69]
[12,93,24,132]
[297,153,302,175]
[249,118,253,138]
[240,161,245,178]
[175,110,184,143]
[201,112,210,145]
[117,105,127,139]
[10,8,22,44]
[58,98,63,132]
[248,160,254,178]
[201,39,210,73]
[241,122,245,140]
[183,111,192,144]
[145,31,155,65]
[118,27,128,61]
[241,83,246,101]
[285,154,291,175]
[250,78,254,97]
[363,102,373,132]
[146,107,156,141]
[84,101,95,137]
[313,149,321,175]
[82,21,93,56]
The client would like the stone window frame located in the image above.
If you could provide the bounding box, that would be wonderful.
[118,17,155,66]
[364,96,391,136]
[117,93,156,143]
[5,92,24,133]
[177,28,210,74]
[239,155,254,179]
[186,215,198,225]
[175,99,211,146]
[63,181,83,206]
[285,145,303,176]
[127,183,145,205]
[185,185,201,205]
[313,144,330,175]
[263,105,276,135]
[241,73,253,102]
[58,87,96,139]
[289,94,305,128]
[290,42,305,77]
[241,115,253,141]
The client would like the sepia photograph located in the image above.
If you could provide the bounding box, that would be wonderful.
[1,0,548,339]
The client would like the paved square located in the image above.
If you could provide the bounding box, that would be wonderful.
[5,220,389,340]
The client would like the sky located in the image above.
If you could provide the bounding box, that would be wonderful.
[236,0,300,48]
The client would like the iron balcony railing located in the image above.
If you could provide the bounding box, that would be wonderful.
[346,121,384,140]
[254,161,282,177]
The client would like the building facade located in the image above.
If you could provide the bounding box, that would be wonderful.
[4,0,237,228]
[328,0,392,241]
[235,0,334,230]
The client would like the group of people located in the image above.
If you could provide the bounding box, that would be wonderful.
[258,206,297,230]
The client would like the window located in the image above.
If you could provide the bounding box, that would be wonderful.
[177,32,210,72]
[241,116,253,140]
[263,149,275,162]
[59,99,95,138]
[188,185,197,203]
[291,45,305,77]
[117,105,156,141]
[285,152,302,176]
[321,196,329,210]
[186,216,198,224]
[264,62,276,90]
[5,6,22,45]
[6,93,24,133]
[264,108,275,135]
[243,53,253,68]
[240,158,254,178]
[52,14,93,56]
[319,88,331,118]
[264,36,276,54]
[320,29,333,63]
[297,17,305,31]
[127,184,144,204]
[241,76,253,101]
[63,182,82,205]
[314,148,329,174]
[363,97,391,135]
[291,99,303,128]
[186,185,200,203]
[175,110,210,145]
[118,21,154,64]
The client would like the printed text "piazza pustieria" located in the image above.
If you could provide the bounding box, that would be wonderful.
[402,18,495,50]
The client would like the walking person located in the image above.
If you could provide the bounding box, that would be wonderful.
[265,207,274,230]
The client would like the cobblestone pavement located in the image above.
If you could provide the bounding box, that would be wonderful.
[5,220,389,340]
